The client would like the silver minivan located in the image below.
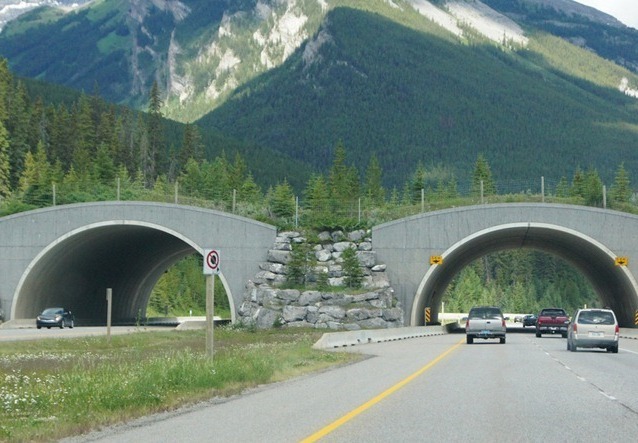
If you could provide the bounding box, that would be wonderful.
[567,308,619,353]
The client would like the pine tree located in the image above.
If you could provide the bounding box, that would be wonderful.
[0,121,10,197]
[328,141,359,214]
[270,179,295,218]
[471,154,497,197]
[410,162,426,204]
[239,172,262,204]
[303,173,330,226]
[364,153,385,205]
[342,246,364,289]
[287,241,316,285]
[583,167,603,206]
[610,162,631,204]
[145,81,165,187]
[570,167,585,198]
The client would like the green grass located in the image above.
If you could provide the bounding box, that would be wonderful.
[0,328,360,442]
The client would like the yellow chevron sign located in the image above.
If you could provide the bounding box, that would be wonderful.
[615,256,629,266]
[430,255,443,265]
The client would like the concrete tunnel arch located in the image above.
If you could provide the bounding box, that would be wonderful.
[12,221,232,325]
[411,222,638,327]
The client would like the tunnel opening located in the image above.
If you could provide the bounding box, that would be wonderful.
[13,223,233,326]
[412,223,638,328]
[440,249,598,320]
[147,253,230,320]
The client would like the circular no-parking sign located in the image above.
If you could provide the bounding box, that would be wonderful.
[204,249,220,275]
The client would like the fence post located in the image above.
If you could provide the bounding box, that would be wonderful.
[52,183,56,206]
[358,198,361,223]
[421,188,425,212]
[174,180,179,204]
[480,180,484,204]
[232,189,236,213]
[295,196,299,228]
[603,185,607,209]
[541,176,545,203]
[117,177,121,201]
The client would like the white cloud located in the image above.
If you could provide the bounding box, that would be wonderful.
[573,0,638,29]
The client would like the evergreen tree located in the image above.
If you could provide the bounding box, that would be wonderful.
[610,162,631,204]
[179,122,203,171]
[556,176,570,198]
[92,144,117,184]
[410,162,426,204]
[342,246,364,289]
[328,141,359,214]
[364,153,385,205]
[304,173,330,227]
[270,179,295,218]
[145,81,165,187]
[583,167,603,206]
[287,241,316,285]
[239,172,262,204]
[0,121,10,197]
[570,167,585,198]
[6,82,31,188]
[471,154,496,197]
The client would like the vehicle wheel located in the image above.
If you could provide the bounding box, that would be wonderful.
[612,344,619,354]
[59,323,64,329]
[69,320,74,329]
[536,331,541,338]
[46,326,51,329]
[570,342,577,352]
[500,337,506,344]
[466,336,473,344]
[561,333,568,338]
[566,340,570,351]
[37,326,41,329]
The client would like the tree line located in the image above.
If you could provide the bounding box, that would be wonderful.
[1,58,634,317]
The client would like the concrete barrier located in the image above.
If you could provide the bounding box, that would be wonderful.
[313,325,448,349]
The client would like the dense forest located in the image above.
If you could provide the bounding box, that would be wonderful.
[0,59,632,318]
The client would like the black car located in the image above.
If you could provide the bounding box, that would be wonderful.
[36,307,74,329]
[522,314,537,327]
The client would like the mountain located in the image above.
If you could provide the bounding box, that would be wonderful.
[1,0,638,189]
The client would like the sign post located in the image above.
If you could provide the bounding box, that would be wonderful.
[106,288,112,343]
[203,249,220,359]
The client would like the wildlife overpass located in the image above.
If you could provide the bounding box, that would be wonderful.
[1,202,638,327]
[0,202,276,325]
[372,203,638,327]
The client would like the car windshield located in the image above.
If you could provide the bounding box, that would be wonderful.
[578,310,615,325]
[41,308,63,315]
[469,307,502,319]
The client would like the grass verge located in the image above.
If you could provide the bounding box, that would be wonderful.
[0,327,361,442]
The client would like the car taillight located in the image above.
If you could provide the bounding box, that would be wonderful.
[615,325,620,334]
[572,323,577,332]
[502,318,506,327]
[465,319,470,329]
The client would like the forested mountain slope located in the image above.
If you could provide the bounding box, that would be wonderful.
[200,7,638,188]
[1,0,638,188]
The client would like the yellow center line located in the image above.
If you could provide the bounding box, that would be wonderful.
[300,338,464,443]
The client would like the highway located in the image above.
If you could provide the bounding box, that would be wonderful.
[62,330,638,443]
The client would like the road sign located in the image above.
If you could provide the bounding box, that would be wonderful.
[204,249,221,275]
[430,255,443,265]
[615,256,629,267]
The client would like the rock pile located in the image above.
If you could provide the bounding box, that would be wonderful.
[237,230,404,330]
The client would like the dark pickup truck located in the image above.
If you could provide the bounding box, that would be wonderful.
[536,308,569,338]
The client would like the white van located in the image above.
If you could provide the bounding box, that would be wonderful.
[566,308,619,353]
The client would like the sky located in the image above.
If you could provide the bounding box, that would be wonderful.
[573,0,638,29]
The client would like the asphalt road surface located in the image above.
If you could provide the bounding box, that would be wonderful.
[62,331,638,443]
